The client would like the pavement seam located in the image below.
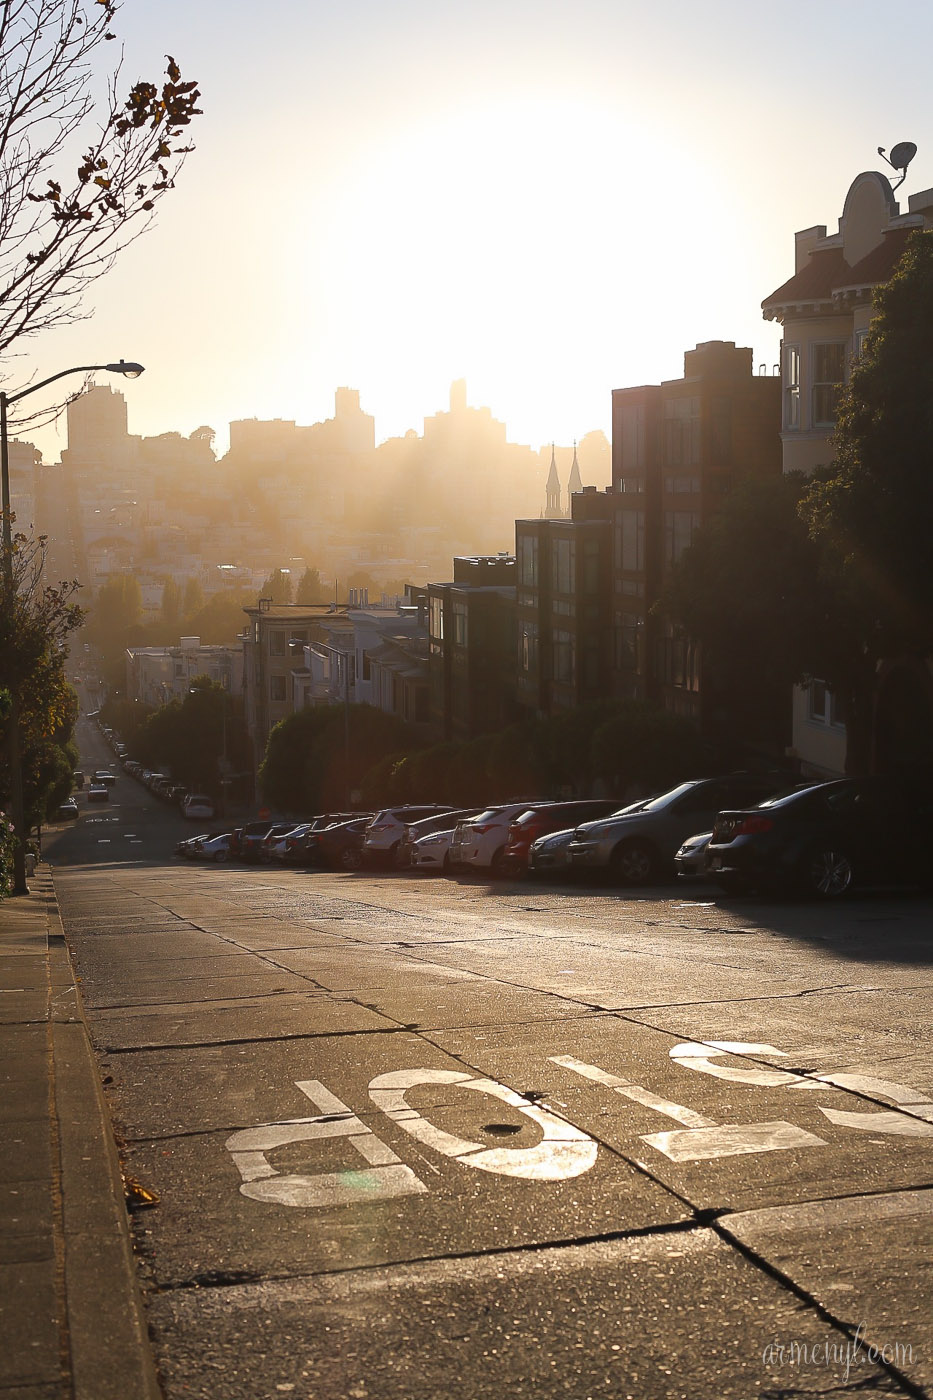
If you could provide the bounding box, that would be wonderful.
[147,1217,708,1293]
[711,1213,930,1399]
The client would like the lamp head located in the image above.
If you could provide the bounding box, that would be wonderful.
[105,360,145,380]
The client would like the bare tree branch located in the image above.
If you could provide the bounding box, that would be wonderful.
[0,0,201,376]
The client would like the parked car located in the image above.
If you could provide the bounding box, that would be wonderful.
[175,833,212,857]
[502,800,621,874]
[396,809,482,869]
[313,816,374,871]
[279,815,368,866]
[674,830,713,879]
[72,770,84,789]
[449,802,543,874]
[706,776,933,898]
[566,774,792,885]
[409,824,462,873]
[238,822,295,862]
[191,832,234,863]
[362,805,455,866]
[86,783,109,803]
[183,794,215,821]
[92,769,116,787]
[58,797,80,819]
[527,826,578,878]
[258,822,306,862]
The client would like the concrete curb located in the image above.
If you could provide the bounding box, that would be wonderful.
[43,870,162,1399]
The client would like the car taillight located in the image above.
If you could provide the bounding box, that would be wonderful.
[735,815,774,835]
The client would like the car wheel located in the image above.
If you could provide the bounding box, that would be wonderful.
[214,851,228,863]
[340,846,363,871]
[801,846,854,899]
[610,839,658,886]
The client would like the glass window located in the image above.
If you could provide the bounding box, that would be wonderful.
[518,534,538,586]
[552,630,575,684]
[663,396,700,466]
[710,397,732,460]
[785,345,800,429]
[616,510,645,572]
[429,595,444,641]
[269,630,286,656]
[551,537,575,594]
[270,674,287,702]
[619,403,646,470]
[620,477,645,494]
[615,612,641,671]
[664,511,699,565]
[520,622,538,673]
[452,601,468,646]
[811,343,846,427]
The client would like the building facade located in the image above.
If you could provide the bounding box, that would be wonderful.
[427,555,518,741]
[762,169,933,776]
[611,341,782,724]
[515,489,612,717]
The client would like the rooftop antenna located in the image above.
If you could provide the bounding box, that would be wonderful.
[877,141,917,192]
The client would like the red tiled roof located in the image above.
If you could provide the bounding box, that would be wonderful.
[762,247,847,310]
[762,228,915,311]
[834,227,913,289]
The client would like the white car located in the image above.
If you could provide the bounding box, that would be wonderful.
[449,803,537,874]
[191,833,232,862]
[183,794,215,820]
[410,826,459,873]
[362,805,454,866]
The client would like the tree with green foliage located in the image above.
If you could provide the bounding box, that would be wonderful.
[295,567,327,605]
[0,530,83,849]
[161,578,182,627]
[802,230,933,772]
[260,704,416,813]
[259,569,293,605]
[183,577,204,617]
[660,471,864,760]
[132,676,248,796]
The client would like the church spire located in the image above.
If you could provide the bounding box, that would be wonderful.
[567,439,583,511]
[545,443,562,518]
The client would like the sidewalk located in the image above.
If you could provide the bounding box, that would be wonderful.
[0,867,161,1400]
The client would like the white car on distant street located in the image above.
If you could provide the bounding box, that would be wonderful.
[183,794,215,820]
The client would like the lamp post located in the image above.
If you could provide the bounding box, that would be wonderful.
[1,360,144,894]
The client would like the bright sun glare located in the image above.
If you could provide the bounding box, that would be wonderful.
[302,95,737,443]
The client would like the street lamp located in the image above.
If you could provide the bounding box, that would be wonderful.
[1,360,145,894]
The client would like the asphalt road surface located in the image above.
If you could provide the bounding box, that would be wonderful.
[42,715,933,1398]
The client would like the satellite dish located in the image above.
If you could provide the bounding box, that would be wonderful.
[889,141,917,171]
[877,142,917,191]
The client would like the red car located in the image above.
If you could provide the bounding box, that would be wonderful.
[502,800,622,874]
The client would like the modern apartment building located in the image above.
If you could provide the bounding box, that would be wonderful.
[427,555,518,740]
[514,489,612,717]
[610,341,782,724]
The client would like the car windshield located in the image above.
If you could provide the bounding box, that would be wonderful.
[629,783,699,813]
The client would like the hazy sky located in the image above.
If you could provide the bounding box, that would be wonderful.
[19,0,933,461]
